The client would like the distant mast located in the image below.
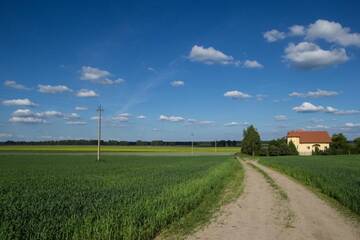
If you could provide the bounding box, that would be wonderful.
[96,105,104,161]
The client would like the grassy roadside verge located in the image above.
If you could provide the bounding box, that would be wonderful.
[259,155,360,221]
[158,157,244,239]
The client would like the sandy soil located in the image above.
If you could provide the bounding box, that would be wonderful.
[188,160,360,240]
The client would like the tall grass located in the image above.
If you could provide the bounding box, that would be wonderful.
[259,155,360,216]
[0,155,242,240]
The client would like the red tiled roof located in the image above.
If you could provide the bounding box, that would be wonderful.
[287,130,331,143]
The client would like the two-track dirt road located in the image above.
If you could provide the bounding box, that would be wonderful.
[188,159,360,240]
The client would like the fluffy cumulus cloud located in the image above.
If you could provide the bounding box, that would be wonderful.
[263,29,286,42]
[2,98,37,107]
[80,66,124,85]
[224,90,252,99]
[38,84,72,94]
[64,113,80,120]
[188,45,239,65]
[170,80,185,87]
[4,80,29,90]
[9,109,63,124]
[265,19,360,47]
[292,102,357,115]
[293,102,326,113]
[289,25,305,36]
[289,89,339,98]
[284,42,348,69]
[274,115,288,121]
[136,115,146,119]
[243,60,263,69]
[306,19,360,47]
[76,89,98,97]
[159,115,185,122]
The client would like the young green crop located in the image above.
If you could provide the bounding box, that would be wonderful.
[0,154,243,240]
[0,145,239,153]
[259,155,360,216]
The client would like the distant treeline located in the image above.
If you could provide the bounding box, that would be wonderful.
[0,140,241,147]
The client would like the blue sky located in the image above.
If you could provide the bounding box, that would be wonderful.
[1,0,360,141]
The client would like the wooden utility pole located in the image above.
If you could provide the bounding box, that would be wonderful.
[96,105,104,161]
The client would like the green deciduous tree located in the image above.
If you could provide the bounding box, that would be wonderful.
[241,125,261,156]
[330,133,350,155]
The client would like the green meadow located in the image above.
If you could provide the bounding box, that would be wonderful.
[0,154,243,240]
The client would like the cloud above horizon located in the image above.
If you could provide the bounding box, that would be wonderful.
[38,84,72,94]
[284,42,348,69]
[76,89,98,97]
[289,89,339,98]
[224,90,252,99]
[4,80,30,90]
[2,98,37,107]
[80,66,124,85]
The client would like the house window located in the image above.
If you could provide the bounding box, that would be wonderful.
[307,146,310,150]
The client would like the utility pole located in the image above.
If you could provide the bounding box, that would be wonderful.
[191,132,194,156]
[96,105,104,161]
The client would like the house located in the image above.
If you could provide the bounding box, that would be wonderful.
[287,130,331,156]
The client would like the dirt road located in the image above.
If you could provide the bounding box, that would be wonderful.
[188,160,360,240]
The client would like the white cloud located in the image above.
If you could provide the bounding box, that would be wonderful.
[224,90,252,99]
[38,84,72,94]
[136,115,146,119]
[76,89,98,97]
[243,60,263,69]
[306,124,329,129]
[170,80,185,87]
[289,25,305,36]
[9,109,63,124]
[9,117,45,124]
[4,80,29,90]
[292,102,346,114]
[40,111,63,118]
[188,45,239,65]
[345,123,360,128]
[2,98,37,107]
[75,106,88,111]
[113,113,131,122]
[263,29,286,42]
[64,113,80,120]
[256,94,267,101]
[274,115,288,121]
[293,102,325,112]
[159,115,185,122]
[66,121,87,125]
[224,122,240,127]
[187,119,214,125]
[80,66,124,85]
[334,110,360,115]
[306,19,360,47]
[284,42,348,69]
[0,133,12,138]
[289,89,339,98]
[147,67,156,72]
